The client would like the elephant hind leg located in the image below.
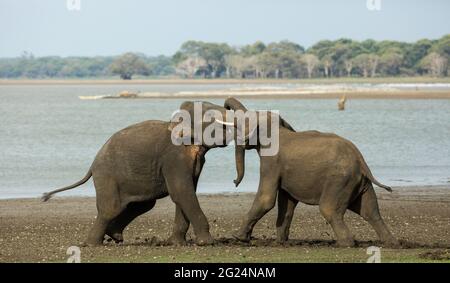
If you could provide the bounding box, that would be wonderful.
[348,183,399,247]
[276,189,298,243]
[84,178,122,246]
[319,180,356,247]
[106,199,156,243]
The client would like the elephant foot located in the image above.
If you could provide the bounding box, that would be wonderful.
[276,232,289,244]
[232,231,251,243]
[105,232,124,244]
[383,238,400,248]
[80,239,104,247]
[335,238,355,248]
[167,235,187,246]
[276,237,288,244]
[196,234,214,246]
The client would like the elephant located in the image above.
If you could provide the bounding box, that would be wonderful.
[42,101,232,246]
[223,97,399,247]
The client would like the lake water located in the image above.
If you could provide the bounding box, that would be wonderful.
[1,84,449,199]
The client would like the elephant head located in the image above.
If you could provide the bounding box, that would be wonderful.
[223,97,295,187]
[169,101,234,149]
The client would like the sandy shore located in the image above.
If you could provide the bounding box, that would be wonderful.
[0,186,449,262]
[2,77,450,85]
[94,90,450,99]
[3,78,450,99]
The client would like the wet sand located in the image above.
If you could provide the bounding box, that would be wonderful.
[0,186,449,262]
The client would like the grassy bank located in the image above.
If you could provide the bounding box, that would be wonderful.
[87,246,448,263]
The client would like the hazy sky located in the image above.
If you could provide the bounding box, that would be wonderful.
[0,0,449,57]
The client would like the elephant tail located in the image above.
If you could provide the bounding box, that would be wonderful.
[359,158,392,192]
[366,174,392,192]
[41,169,92,202]
[350,143,392,192]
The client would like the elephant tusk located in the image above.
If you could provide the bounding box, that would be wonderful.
[215,119,234,126]
[170,110,182,119]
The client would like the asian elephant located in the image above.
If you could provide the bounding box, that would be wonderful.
[224,97,399,247]
[42,101,232,246]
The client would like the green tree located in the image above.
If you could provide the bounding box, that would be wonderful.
[354,54,379,77]
[1,35,449,79]
[240,41,266,57]
[379,49,404,76]
[321,54,334,78]
[301,54,319,78]
[403,39,433,73]
[431,35,450,59]
[174,41,234,77]
[109,53,151,80]
[256,41,304,78]
[419,52,448,77]
[175,56,207,78]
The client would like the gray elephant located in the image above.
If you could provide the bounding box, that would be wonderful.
[42,101,232,246]
[224,98,399,247]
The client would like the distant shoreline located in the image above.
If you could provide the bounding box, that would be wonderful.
[1,77,450,85]
[2,78,450,99]
[77,91,450,99]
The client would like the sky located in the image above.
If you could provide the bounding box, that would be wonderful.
[0,0,449,57]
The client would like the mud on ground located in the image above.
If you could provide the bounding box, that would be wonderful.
[0,186,449,262]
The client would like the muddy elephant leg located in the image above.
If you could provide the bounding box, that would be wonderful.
[105,199,156,243]
[167,205,190,245]
[165,171,213,246]
[234,173,280,242]
[276,189,298,243]
[349,184,399,247]
[84,216,112,246]
[84,178,122,246]
[319,181,356,247]
[167,174,201,246]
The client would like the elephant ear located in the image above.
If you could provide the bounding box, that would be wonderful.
[168,103,199,144]
[264,112,296,134]
[280,116,295,132]
[167,120,187,139]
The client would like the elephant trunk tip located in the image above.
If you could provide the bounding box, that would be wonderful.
[41,192,52,202]
[233,178,242,188]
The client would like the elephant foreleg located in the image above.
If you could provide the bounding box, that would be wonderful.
[167,174,201,246]
[234,173,279,242]
[276,188,298,243]
[164,169,213,246]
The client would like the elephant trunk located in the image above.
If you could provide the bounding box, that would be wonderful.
[224,98,248,188]
[224,97,248,112]
[233,145,245,187]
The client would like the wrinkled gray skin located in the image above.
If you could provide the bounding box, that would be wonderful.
[224,98,399,247]
[42,101,231,246]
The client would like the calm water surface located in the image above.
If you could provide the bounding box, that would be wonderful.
[1,84,449,198]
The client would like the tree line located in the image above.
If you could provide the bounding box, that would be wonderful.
[0,35,448,79]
